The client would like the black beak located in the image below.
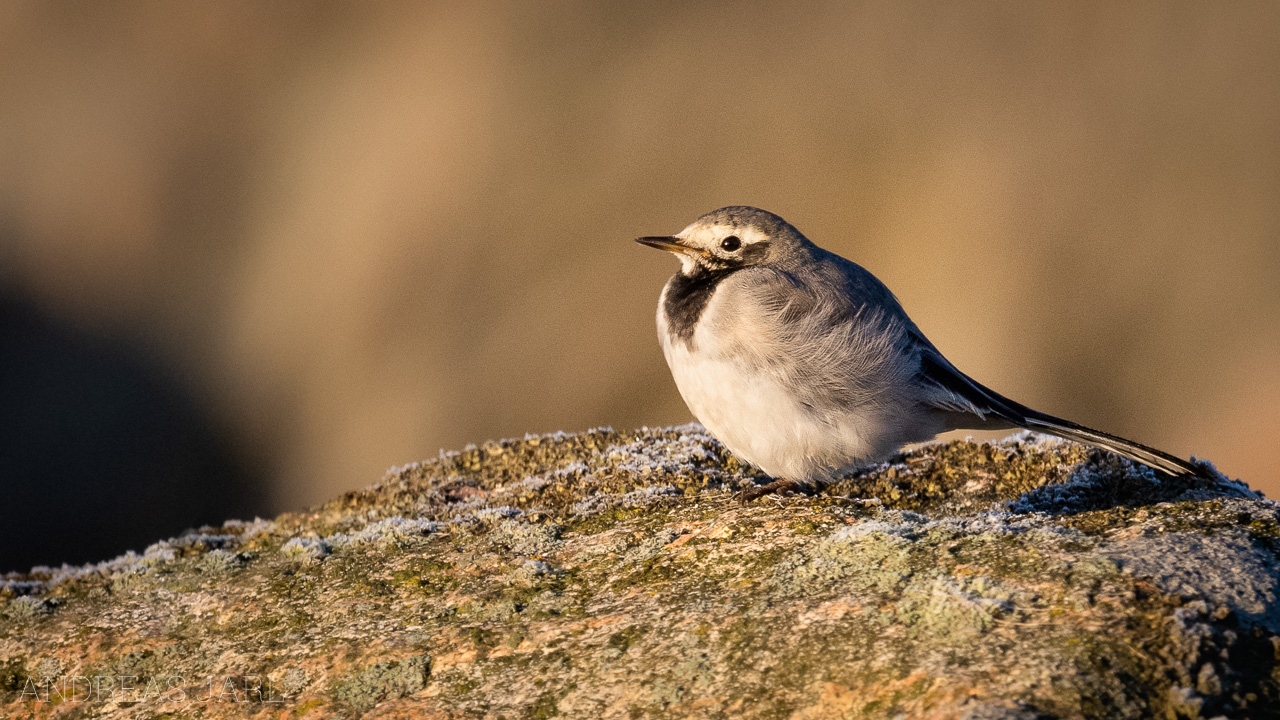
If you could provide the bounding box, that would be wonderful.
[635,236,709,258]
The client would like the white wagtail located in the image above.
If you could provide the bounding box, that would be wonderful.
[637,206,1211,500]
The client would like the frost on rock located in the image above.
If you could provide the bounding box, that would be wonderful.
[570,485,680,516]
[324,516,444,550]
[1,426,1277,720]
[221,517,277,538]
[279,536,329,560]
[1105,530,1280,632]
[600,423,726,480]
[1009,450,1259,515]
[463,506,522,524]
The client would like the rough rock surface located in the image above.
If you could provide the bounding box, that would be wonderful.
[2,426,1277,719]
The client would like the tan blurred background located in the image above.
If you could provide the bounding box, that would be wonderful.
[2,1,1277,570]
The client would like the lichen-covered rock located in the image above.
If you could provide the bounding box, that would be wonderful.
[1,426,1276,719]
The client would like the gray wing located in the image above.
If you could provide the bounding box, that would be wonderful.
[794,251,1047,422]
[720,263,928,421]
[725,257,1211,479]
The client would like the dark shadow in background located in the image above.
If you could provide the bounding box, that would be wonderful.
[0,290,269,573]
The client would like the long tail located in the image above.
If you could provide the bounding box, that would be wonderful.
[918,348,1211,479]
[1017,408,1206,478]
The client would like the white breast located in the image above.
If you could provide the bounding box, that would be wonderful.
[657,279,908,482]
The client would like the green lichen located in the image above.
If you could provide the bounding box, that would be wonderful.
[331,654,431,712]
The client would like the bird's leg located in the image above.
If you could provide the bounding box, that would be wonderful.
[738,478,820,503]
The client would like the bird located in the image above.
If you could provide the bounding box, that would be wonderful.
[636,205,1212,500]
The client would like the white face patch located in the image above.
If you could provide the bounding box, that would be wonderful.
[677,222,767,252]
[673,222,768,276]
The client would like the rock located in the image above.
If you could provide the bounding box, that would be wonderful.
[0,425,1276,719]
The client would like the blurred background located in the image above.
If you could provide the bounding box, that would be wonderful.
[1,1,1277,572]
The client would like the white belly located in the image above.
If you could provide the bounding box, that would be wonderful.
[657,286,895,481]
[661,339,885,480]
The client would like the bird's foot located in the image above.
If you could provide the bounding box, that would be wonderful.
[738,478,820,503]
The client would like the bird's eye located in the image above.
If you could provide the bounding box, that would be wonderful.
[720,236,741,252]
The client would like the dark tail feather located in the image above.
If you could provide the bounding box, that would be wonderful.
[1018,410,1208,479]
[918,349,1211,480]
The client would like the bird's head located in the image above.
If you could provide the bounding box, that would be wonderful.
[636,206,812,276]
